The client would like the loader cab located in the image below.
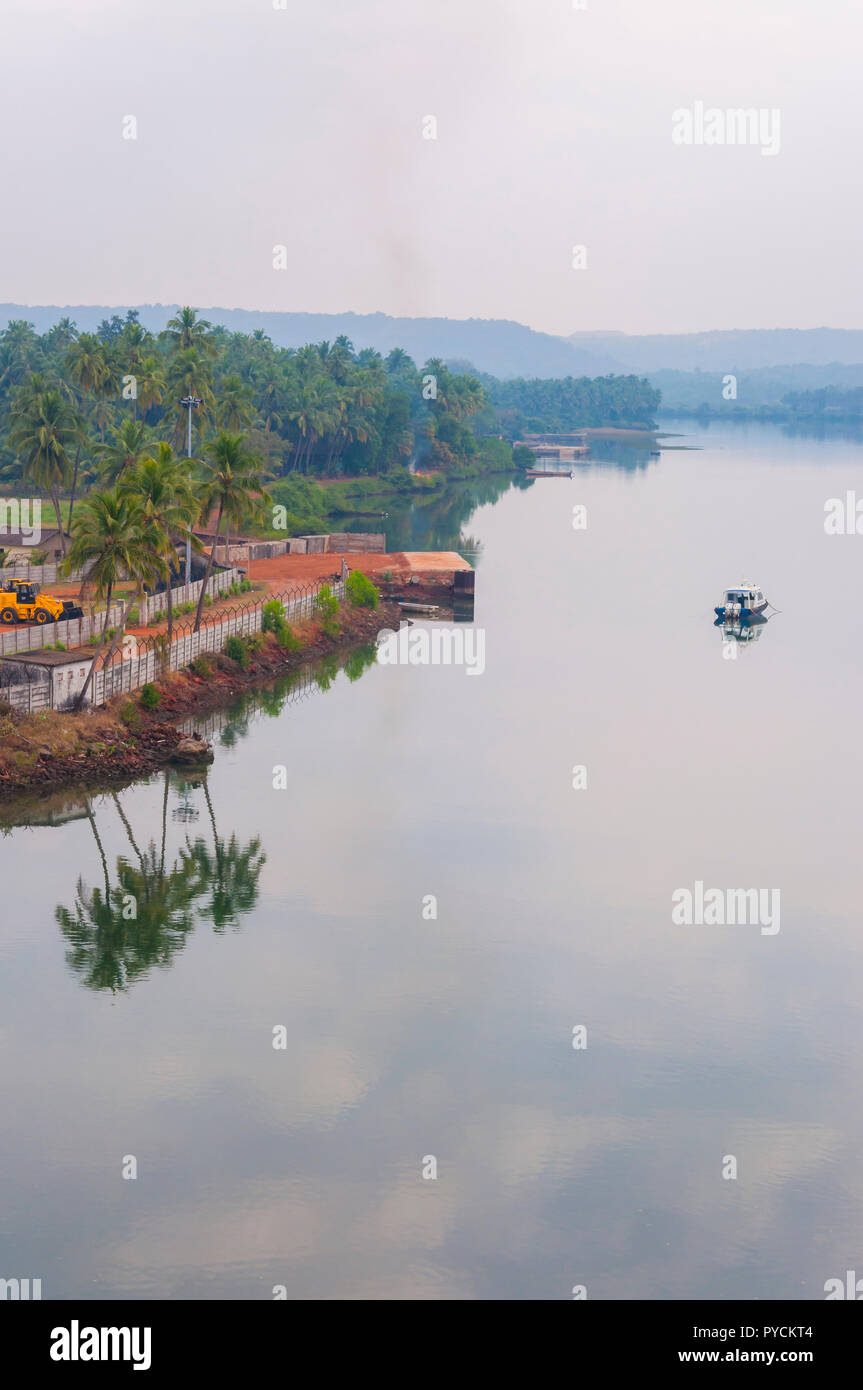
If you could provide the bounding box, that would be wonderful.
[14,582,37,604]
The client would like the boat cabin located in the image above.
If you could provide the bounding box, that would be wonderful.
[724,586,764,611]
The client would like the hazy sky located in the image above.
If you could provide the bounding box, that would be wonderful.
[1,0,861,336]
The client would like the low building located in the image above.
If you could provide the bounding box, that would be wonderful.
[0,647,94,711]
[0,526,72,563]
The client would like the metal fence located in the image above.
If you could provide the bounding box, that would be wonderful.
[0,568,244,657]
[136,567,243,626]
[93,578,347,705]
[1,572,349,712]
[0,602,128,657]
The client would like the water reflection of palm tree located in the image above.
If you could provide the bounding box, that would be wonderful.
[84,796,111,902]
[57,880,129,992]
[55,776,265,990]
[180,828,266,933]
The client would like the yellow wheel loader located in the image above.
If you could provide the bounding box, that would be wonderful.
[0,579,84,626]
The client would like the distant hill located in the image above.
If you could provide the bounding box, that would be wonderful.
[0,304,622,380]
[568,329,863,372]
[651,362,863,412]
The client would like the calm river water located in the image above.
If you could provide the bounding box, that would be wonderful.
[2,419,862,1299]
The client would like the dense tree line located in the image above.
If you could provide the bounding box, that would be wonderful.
[477,372,661,434]
[780,386,863,419]
[0,310,492,493]
[0,314,664,498]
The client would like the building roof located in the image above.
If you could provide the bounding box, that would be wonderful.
[0,646,93,668]
[0,528,69,548]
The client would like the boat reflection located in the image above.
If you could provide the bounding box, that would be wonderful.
[714,611,770,649]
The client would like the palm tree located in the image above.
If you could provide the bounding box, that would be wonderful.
[65,488,152,707]
[250,361,284,434]
[97,418,153,485]
[64,333,115,497]
[0,320,41,392]
[65,333,110,421]
[122,443,201,643]
[9,389,75,551]
[192,432,269,631]
[385,346,413,374]
[136,356,166,419]
[216,374,254,431]
[165,348,214,447]
[289,380,332,473]
[164,306,216,355]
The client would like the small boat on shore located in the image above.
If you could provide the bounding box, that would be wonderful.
[714,582,769,621]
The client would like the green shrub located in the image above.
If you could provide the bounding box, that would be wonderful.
[125,606,139,625]
[345,569,379,610]
[382,569,392,583]
[246,632,264,653]
[139,682,161,709]
[119,701,140,728]
[276,621,299,651]
[315,583,339,623]
[239,578,254,592]
[262,598,286,634]
[190,656,212,678]
[512,443,535,470]
[224,634,249,668]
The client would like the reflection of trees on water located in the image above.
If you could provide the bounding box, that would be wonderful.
[206,641,378,748]
[55,770,265,992]
[179,780,266,933]
[369,475,519,558]
[51,640,380,991]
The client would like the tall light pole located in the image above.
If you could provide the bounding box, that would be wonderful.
[180,394,202,586]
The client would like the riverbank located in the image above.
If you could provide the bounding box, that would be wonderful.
[0,597,403,806]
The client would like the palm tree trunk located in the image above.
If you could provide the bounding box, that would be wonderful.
[166,563,174,645]
[50,487,67,557]
[68,442,82,535]
[100,594,135,673]
[76,579,113,708]
[193,500,223,633]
